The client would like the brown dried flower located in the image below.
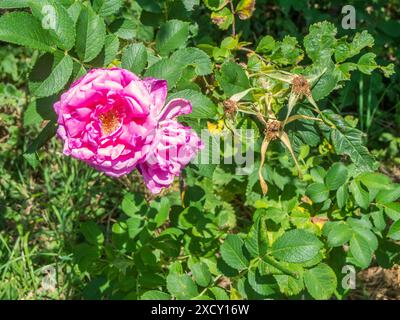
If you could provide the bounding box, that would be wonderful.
[223,99,238,116]
[292,75,311,97]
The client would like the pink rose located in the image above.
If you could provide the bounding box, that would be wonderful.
[54,68,160,177]
[54,68,203,192]
[139,96,204,194]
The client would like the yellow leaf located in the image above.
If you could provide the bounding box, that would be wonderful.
[236,0,256,20]
[230,288,243,300]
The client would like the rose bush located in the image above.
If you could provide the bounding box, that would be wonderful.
[0,0,399,300]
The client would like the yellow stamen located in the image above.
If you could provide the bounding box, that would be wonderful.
[99,110,120,135]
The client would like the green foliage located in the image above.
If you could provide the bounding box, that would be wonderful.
[121,43,148,74]
[0,12,55,52]
[75,5,106,62]
[156,20,190,56]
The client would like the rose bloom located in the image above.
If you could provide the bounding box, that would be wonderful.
[54,68,202,193]
[140,98,204,194]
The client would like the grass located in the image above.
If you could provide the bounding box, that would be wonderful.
[0,131,133,299]
[0,51,152,298]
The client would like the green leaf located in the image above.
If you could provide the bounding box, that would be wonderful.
[347,216,373,229]
[166,274,198,300]
[156,20,190,56]
[109,18,137,40]
[376,185,400,204]
[170,48,212,76]
[152,197,171,228]
[75,5,106,62]
[305,183,329,203]
[29,52,73,98]
[336,185,349,209]
[274,272,304,297]
[245,217,268,258]
[0,12,54,52]
[203,0,229,11]
[100,34,120,66]
[144,58,182,88]
[358,53,378,75]
[349,180,370,210]
[122,43,148,75]
[141,290,171,300]
[256,35,276,54]
[24,121,57,168]
[126,216,144,239]
[23,96,57,126]
[387,220,400,241]
[335,31,374,63]
[220,234,249,270]
[325,163,348,190]
[216,61,250,97]
[357,172,392,190]
[323,111,376,173]
[0,0,29,8]
[304,264,337,300]
[247,268,277,296]
[304,21,337,62]
[209,287,229,300]
[271,229,323,263]
[191,262,212,287]
[182,0,199,11]
[350,224,378,251]
[29,0,76,51]
[370,210,386,232]
[382,202,400,221]
[325,222,352,247]
[121,193,144,217]
[380,63,395,78]
[136,0,162,13]
[267,36,303,66]
[350,232,374,268]
[167,89,218,119]
[311,65,340,101]
[93,0,123,17]
[81,222,104,246]
[67,1,82,24]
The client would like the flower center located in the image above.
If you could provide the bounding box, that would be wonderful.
[99,109,121,135]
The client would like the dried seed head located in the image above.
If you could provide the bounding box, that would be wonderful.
[223,99,238,117]
[266,119,282,140]
[292,75,311,97]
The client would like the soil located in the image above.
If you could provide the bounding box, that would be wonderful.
[350,265,400,300]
